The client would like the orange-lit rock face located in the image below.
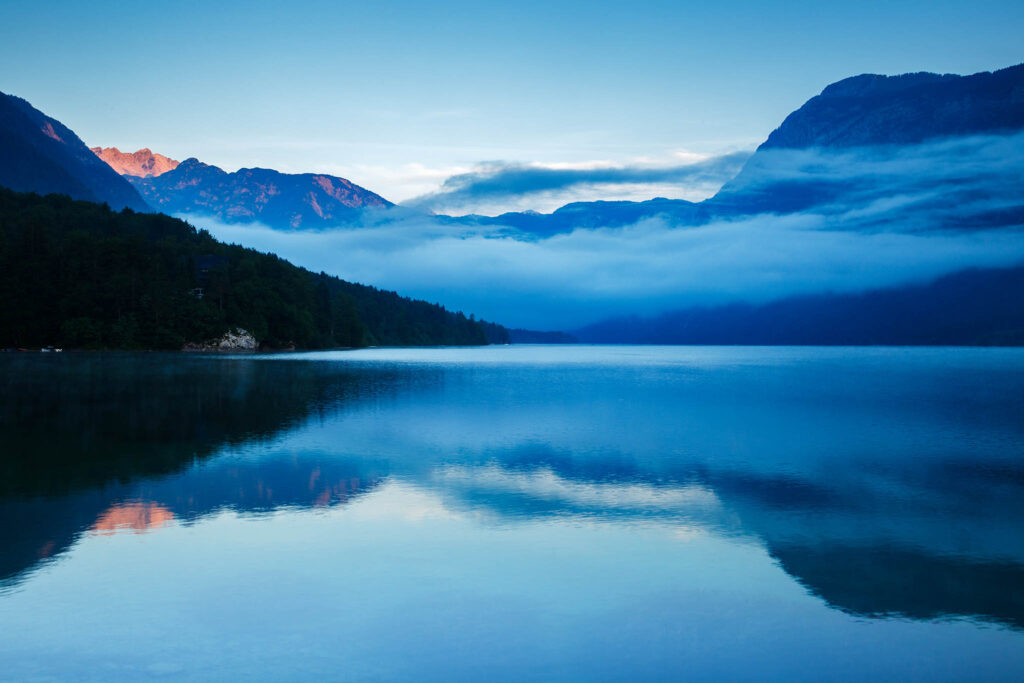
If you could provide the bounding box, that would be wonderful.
[91,147,180,177]
[40,122,63,142]
[91,501,176,535]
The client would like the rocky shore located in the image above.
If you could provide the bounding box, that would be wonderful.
[182,328,259,352]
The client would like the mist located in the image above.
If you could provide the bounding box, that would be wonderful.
[190,133,1024,331]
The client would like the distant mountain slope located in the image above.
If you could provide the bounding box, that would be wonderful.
[128,158,392,229]
[0,92,151,212]
[466,197,711,235]
[91,146,179,177]
[574,266,1024,346]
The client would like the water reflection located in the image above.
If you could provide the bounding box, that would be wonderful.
[92,502,175,535]
[2,348,1023,633]
[0,353,405,585]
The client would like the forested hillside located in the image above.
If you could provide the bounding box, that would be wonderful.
[574,266,1024,346]
[0,188,503,349]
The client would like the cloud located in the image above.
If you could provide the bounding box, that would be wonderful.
[316,161,476,203]
[404,152,753,215]
[191,132,1024,330]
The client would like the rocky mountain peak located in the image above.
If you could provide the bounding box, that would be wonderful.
[91,146,180,177]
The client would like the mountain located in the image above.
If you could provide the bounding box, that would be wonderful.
[706,62,1024,218]
[125,158,392,229]
[574,266,1024,345]
[0,187,502,350]
[90,146,179,177]
[757,65,1024,150]
[0,92,151,212]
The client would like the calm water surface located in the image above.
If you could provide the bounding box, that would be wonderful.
[2,345,1023,681]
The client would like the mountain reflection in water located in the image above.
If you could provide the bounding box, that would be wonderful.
[1,347,1023,635]
[91,501,176,535]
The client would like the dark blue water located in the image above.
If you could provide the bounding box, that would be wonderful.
[2,346,1023,681]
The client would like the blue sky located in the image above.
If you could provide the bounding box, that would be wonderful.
[1,0,1021,206]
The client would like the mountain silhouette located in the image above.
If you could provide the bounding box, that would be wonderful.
[0,92,151,212]
[759,64,1024,149]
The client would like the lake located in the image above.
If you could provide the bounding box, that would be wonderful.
[2,345,1023,681]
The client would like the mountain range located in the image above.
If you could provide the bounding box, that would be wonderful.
[6,64,1023,234]
[0,93,502,349]
[0,92,392,229]
[123,157,392,228]
[71,62,1024,236]
[1,62,1022,345]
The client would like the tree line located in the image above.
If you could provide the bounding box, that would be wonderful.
[0,188,510,349]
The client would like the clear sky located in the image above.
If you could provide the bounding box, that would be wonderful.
[1,0,1021,205]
